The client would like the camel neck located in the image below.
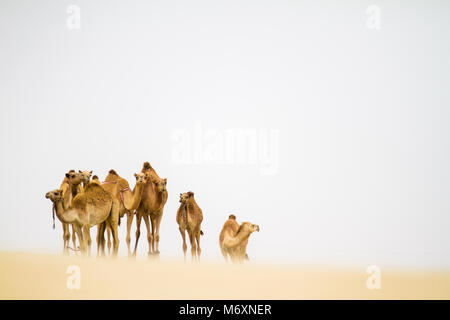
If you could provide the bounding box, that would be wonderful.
[54,200,77,224]
[70,182,81,198]
[133,182,145,196]
[225,230,251,249]
[123,182,145,211]
[186,199,198,212]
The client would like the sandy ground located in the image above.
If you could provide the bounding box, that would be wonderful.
[0,251,449,299]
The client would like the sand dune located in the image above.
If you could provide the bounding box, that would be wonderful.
[0,251,449,299]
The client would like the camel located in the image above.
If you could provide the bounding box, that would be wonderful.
[58,170,84,254]
[45,180,120,256]
[97,169,148,256]
[133,162,168,256]
[176,192,204,262]
[219,214,259,263]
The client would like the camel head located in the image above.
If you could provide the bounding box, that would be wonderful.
[78,170,93,184]
[179,191,194,204]
[237,222,260,235]
[152,177,167,193]
[45,189,63,203]
[65,170,83,186]
[134,172,148,185]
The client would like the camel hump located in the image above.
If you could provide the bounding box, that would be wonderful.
[117,178,129,190]
[85,181,107,193]
[229,214,236,220]
[200,230,204,236]
[143,161,152,170]
[90,178,101,185]
[109,169,118,175]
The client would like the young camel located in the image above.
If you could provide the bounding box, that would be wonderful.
[219,215,259,263]
[97,170,148,256]
[45,180,120,256]
[176,192,204,262]
[133,162,168,256]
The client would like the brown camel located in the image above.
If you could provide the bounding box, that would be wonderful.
[219,214,259,263]
[176,192,204,262]
[45,180,120,256]
[97,170,148,256]
[133,162,168,256]
[58,170,84,254]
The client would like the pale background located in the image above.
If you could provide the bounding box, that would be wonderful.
[0,0,449,269]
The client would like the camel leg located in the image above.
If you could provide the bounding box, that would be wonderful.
[188,231,197,263]
[108,201,120,256]
[238,246,247,263]
[154,211,163,254]
[86,228,92,256]
[97,222,107,257]
[72,224,85,254]
[109,222,119,257]
[126,211,134,256]
[96,225,100,256]
[133,213,142,256]
[71,224,77,252]
[81,225,90,255]
[195,229,201,262]
[107,226,111,255]
[62,223,70,255]
[220,247,229,263]
[229,250,238,263]
[143,215,153,255]
[179,227,187,261]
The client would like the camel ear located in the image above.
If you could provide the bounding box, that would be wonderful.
[188,191,194,197]
[78,170,82,173]
[134,173,138,178]
[163,178,167,184]
[89,170,92,174]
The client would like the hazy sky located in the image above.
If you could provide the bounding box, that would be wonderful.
[1,0,449,269]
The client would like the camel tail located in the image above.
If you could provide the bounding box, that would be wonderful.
[245,253,249,261]
[52,205,56,229]
[200,230,204,236]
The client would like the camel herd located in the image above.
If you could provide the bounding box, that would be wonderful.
[45,161,259,263]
